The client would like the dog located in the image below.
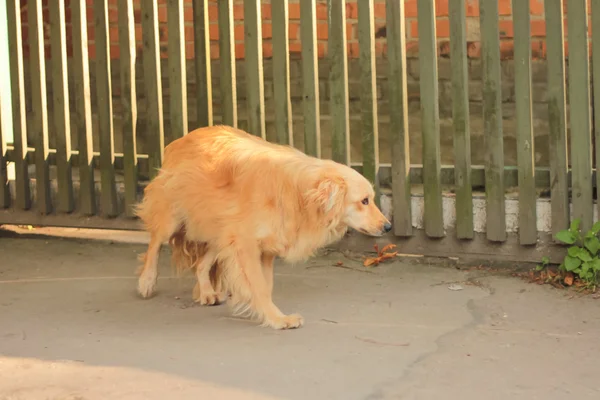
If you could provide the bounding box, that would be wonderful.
[135,125,392,329]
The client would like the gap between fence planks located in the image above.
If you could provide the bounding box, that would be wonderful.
[119,0,139,217]
[6,0,30,210]
[218,0,238,128]
[72,0,96,215]
[95,0,118,217]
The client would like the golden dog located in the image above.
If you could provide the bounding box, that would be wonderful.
[135,126,391,329]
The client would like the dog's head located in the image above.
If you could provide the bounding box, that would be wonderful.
[306,167,392,237]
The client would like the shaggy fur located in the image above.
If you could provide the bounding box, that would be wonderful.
[135,125,391,329]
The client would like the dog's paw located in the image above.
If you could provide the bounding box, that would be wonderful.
[195,291,222,306]
[264,313,304,330]
[138,272,157,299]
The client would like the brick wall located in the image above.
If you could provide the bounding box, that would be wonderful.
[22,0,573,60]
[18,0,586,169]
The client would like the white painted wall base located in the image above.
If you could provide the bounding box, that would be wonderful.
[379,194,598,234]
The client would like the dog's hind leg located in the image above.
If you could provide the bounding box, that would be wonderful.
[191,247,225,306]
[223,242,303,329]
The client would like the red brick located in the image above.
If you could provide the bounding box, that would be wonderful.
[374,3,386,20]
[405,0,417,18]
[289,42,302,53]
[186,25,195,41]
[234,23,244,41]
[317,42,327,58]
[347,41,359,58]
[109,26,118,43]
[263,42,273,58]
[530,0,544,15]
[316,3,328,20]
[436,0,449,16]
[498,0,511,16]
[208,23,219,41]
[262,22,272,39]
[531,20,546,37]
[499,39,513,59]
[317,22,328,40]
[186,41,194,59]
[235,42,245,59]
[110,44,120,59]
[157,5,167,23]
[184,5,193,22]
[466,0,479,17]
[289,22,300,40]
[346,2,358,19]
[208,5,218,20]
[288,4,300,20]
[88,43,95,59]
[233,4,244,20]
[261,4,271,19]
[210,42,219,59]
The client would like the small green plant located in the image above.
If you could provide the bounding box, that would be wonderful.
[535,256,550,272]
[554,219,600,289]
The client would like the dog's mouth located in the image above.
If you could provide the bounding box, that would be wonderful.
[357,228,383,237]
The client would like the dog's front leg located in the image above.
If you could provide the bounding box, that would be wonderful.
[225,244,303,329]
[261,253,275,295]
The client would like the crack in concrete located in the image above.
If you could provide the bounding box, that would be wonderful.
[362,287,492,400]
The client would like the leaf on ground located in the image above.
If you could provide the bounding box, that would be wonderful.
[564,272,574,286]
[335,261,344,266]
[363,244,398,267]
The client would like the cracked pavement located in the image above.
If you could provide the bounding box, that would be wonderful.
[0,229,599,400]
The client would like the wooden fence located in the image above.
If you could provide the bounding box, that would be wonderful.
[0,0,597,262]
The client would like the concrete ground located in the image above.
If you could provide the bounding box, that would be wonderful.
[0,228,599,400]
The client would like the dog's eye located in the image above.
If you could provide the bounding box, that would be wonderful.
[361,197,369,205]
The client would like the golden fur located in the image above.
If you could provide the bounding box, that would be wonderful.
[135,125,391,329]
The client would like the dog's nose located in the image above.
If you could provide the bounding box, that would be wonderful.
[383,222,392,233]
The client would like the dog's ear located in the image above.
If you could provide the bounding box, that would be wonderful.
[305,177,347,213]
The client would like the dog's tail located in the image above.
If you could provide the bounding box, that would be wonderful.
[168,229,209,277]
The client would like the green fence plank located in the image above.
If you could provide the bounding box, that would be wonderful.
[272,0,293,145]
[168,0,188,141]
[386,0,411,235]
[29,0,52,214]
[72,0,96,216]
[95,0,118,217]
[543,0,569,237]
[301,0,321,156]
[449,0,473,240]
[119,0,138,217]
[328,0,350,164]
[480,0,506,241]
[0,105,9,208]
[592,0,600,227]
[244,1,266,139]
[142,0,165,180]
[512,0,537,245]
[49,0,74,213]
[218,0,237,128]
[416,0,443,237]
[567,0,593,233]
[6,0,30,210]
[193,0,213,127]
